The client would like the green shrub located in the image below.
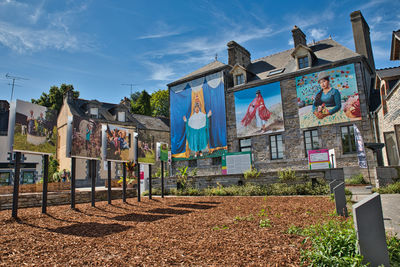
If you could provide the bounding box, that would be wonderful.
[243,167,261,180]
[278,168,297,183]
[372,182,400,194]
[387,234,400,266]
[345,173,366,185]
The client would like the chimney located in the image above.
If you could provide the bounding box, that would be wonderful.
[350,10,375,71]
[227,41,251,67]
[292,25,307,47]
[120,97,131,109]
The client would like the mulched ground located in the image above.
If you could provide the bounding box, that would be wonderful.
[0,196,335,266]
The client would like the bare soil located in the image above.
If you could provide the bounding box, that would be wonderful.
[0,196,335,266]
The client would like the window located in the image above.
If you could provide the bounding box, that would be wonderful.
[90,107,98,119]
[268,68,285,76]
[118,111,126,122]
[235,74,244,85]
[239,139,251,152]
[188,160,197,167]
[270,134,283,159]
[298,56,309,69]
[0,172,10,186]
[341,125,356,154]
[21,171,35,184]
[0,110,8,136]
[212,157,222,165]
[304,129,320,156]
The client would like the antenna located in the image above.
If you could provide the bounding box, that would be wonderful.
[5,73,28,101]
[121,83,139,96]
[215,53,218,61]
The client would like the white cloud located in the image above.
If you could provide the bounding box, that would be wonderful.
[372,45,389,60]
[288,39,294,46]
[146,62,175,81]
[309,28,327,40]
[137,29,185,40]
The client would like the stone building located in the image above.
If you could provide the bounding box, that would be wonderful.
[168,10,377,179]
[57,91,169,187]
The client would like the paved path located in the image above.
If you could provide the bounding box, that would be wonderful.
[348,186,400,236]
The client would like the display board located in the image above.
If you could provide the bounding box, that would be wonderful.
[103,124,133,162]
[137,129,156,165]
[234,82,284,138]
[170,71,227,159]
[70,116,102,159]
[225,151,252,175]
[296,64,361,128]
[156,142,169,162]
[308,149,331,170]
[8,99,57,154]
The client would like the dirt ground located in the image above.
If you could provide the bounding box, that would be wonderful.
[0,196,335,266]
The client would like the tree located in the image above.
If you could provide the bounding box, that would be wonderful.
[32,84,79,113]
[131,90,152,116]
[151,89,169,117]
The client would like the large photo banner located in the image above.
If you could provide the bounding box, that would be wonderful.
[70,116,102,159]
[9,99,57,154]
[138,129,156,164]
[170,71,227,159]
[296,64,361,128]
[104,124,133,162]
[234,82,284,138]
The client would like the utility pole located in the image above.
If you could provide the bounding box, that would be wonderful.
[5,73,28,101]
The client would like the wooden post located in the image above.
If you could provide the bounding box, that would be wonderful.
[42,154,49,214]
[122,162,127,203]
[11,152,21,219]
[71,157,76,209]
[107,161,111,204]
[149,164,152,199]
[161,161,164,198]
[91,160,96,207]
[137,163,141,202]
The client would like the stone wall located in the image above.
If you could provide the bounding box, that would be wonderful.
[375,166,400,187]
[0,188,136,210]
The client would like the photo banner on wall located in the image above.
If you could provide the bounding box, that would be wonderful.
[296,64,361,128]
[234,82,284,138]
[70,116,102,160]
[138,129,156,165]
[102,124,133,162]
[8,99,57,155]
[170,71,227,159]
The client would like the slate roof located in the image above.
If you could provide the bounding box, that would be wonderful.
[376,66,400,79]
[168,60,229,87]
[247,38,359,81]
[67,98,169,131]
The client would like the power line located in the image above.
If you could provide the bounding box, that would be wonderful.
[5,73,28,101]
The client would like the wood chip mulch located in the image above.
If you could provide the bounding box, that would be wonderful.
[0,196,335,266]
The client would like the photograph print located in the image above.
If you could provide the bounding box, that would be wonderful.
[137,129,156,165]
[11,99,57,154]
[105,124,132,162]
[296,64,362,128]
[70,116,102,159]
[234,82,284,138]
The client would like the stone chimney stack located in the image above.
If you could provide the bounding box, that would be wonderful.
[350,10,375,71]
[227,41,251,67]
[120,97,131,109]
[292,25,307,47]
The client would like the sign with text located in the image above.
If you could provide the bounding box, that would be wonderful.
[225,151,252,175]
[308,149,331,170]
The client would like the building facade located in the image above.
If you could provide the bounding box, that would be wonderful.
[168,11,377,179]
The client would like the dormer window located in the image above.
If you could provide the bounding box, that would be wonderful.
[118,111,126,122]
[235,74,245,85]
[298,56,309,69]
[90,107,98,119]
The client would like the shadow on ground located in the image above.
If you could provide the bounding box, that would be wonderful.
[112,213,171,222]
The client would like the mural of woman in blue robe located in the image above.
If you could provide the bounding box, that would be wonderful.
[183,102,212,157]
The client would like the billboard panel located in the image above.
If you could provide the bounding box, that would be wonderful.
[9,99,57,154]
[234,82,284,138]
[70,116,102,159]
[296,64,361,128]
[104,124,133,162]
[170,71,227,159]
[138,129,156,165]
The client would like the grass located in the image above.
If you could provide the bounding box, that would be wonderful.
[13,131,56,154]
[372,182,400,194]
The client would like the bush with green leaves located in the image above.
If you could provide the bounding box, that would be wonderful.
[372,182,400,194]
[345,173,366,185]
[243,167,261,180]
[278,168,297,183]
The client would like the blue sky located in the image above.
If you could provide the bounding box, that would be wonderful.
[0,0,399,104]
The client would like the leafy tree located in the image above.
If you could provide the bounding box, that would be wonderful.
[151,89,169,117]
[131,90,152,116]
[32,84,79,113]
